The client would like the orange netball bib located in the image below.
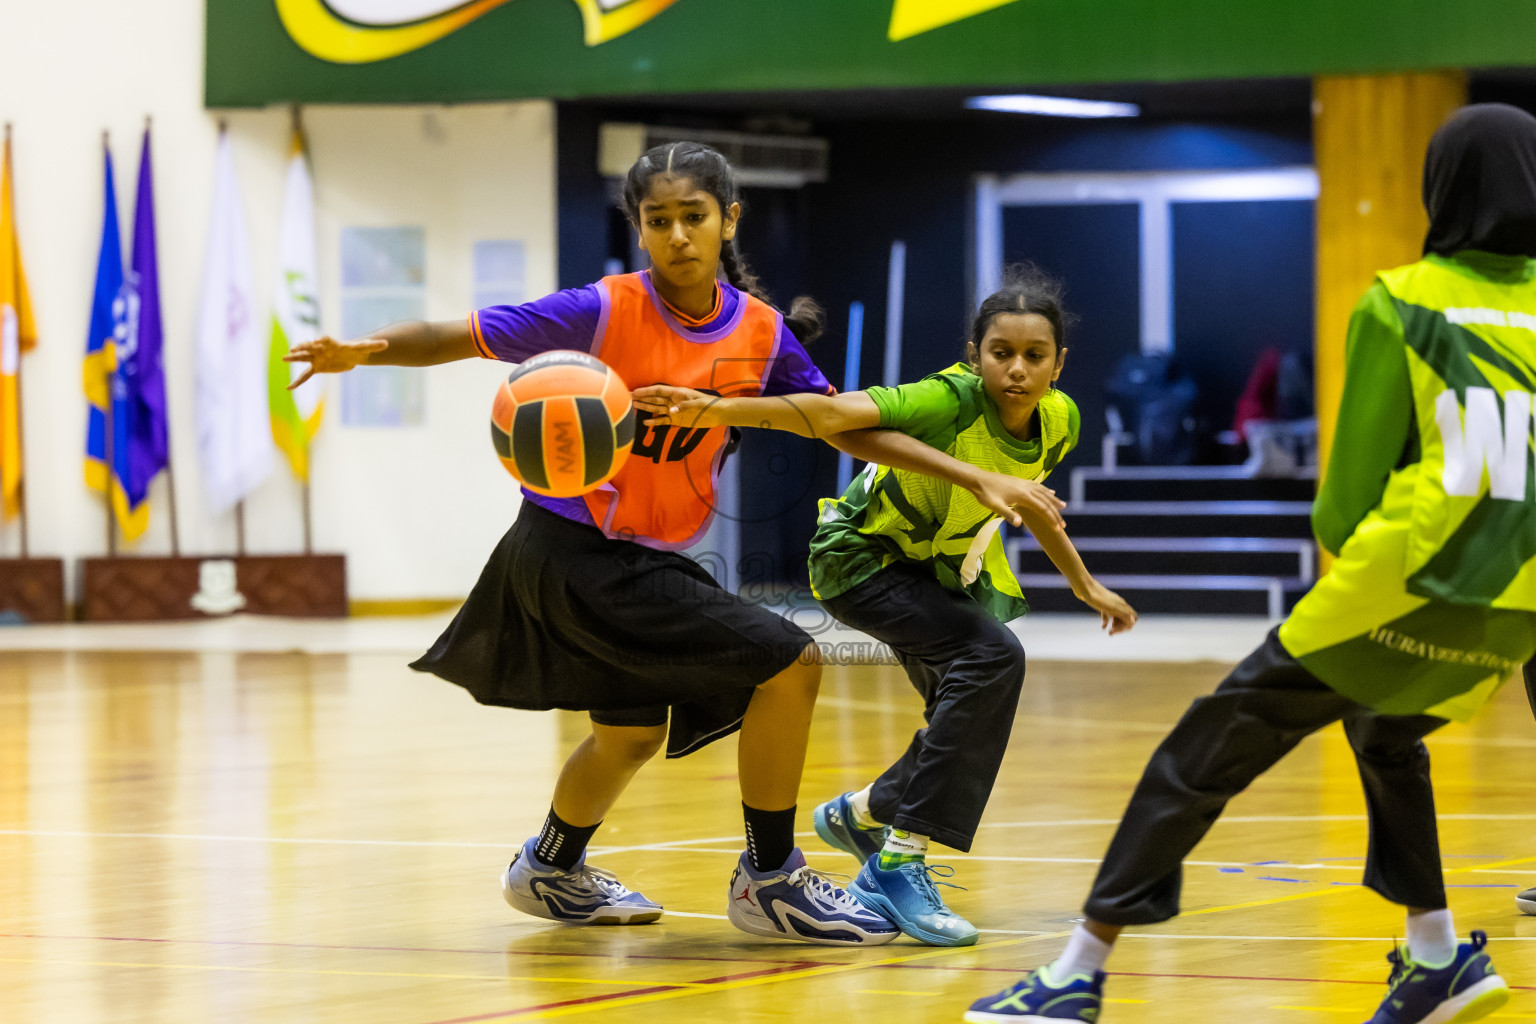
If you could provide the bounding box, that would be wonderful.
[583,273,783,550]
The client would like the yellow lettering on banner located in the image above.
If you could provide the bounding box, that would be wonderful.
[888,0,1024,41]
[275,0,678,64]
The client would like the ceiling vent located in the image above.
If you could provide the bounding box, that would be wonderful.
[598,124,829,188]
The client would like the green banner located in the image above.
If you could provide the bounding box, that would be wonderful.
[207,0,1536,108]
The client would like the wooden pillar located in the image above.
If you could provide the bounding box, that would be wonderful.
[1312,72,1466,484]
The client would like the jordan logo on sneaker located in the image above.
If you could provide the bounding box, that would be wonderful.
[734,885,756,907]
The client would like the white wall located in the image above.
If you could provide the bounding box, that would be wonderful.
[0,0,556,601]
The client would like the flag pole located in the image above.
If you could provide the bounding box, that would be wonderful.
[293,104,315,557]
[141,114,183,559]
[5,122,27,559]
[302,478,313,553]
[101,129,117,559]
[218,116,246,559]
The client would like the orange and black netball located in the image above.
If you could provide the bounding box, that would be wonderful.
[490,351,635,497]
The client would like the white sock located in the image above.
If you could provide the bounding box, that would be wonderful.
[1406,908,1457,967]
[847,785,881,829]
[1047,924,1114,984]
[878,829,929,867]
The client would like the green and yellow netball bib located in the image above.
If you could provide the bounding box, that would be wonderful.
[1281,253,1536,719]
[808,363,1079,623]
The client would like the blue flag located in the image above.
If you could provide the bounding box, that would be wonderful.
[83,133,167,542]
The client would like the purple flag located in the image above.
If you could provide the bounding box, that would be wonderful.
[121,125,169,511]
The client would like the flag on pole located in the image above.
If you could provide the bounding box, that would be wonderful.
[83,131,170,542]
[82,143,134,535]
[126,126,171,514]
[0,128,37,522]
[196,129,271,513]
[268,125,323,481]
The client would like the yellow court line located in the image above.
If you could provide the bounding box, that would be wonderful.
[856,989,942,997]
[0,957,707,987]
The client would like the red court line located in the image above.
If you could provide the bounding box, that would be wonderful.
[0,932,836,968]
[416,962,822,1024]
[421,985,682,1024]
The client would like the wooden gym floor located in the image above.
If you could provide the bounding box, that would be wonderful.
[3,635,1536,1023]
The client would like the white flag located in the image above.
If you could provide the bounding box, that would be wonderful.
[267,128,324,481]
[195,131,271,514]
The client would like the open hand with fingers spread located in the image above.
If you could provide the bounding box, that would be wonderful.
[282,336,389,390]
[632,384,727,428]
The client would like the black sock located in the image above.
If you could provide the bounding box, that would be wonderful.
[743,803,797,872]
[534,807,600,871]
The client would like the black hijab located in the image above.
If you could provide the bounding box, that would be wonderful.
[1423,103,1536,260]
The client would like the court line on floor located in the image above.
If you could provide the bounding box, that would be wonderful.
[1120,934,1536,943]
[574,847,1536,878]
[0,956,713,987]
[4,815,1533,851]
[415,936,1064,1024]
[0,931,840,966]
[440,858,1520,1024]
[0,829,746,854]
[419,963,828,1024]
[815,699,1176,733]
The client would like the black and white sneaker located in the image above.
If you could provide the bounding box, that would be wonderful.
[1518,887,1536,916]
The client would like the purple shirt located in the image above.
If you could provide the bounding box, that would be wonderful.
[472,274,833,526]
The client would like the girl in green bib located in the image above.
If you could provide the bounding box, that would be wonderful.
[635,268,1136,946]
[964,103,1534,1024]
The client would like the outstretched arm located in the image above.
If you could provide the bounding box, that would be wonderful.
[1022,510,1137,634]
[634,385,883,437]
[635,384,1076,530]
[283,319,478,389]
[825,429,1065,530]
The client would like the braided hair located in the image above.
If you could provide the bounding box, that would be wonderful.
[622,142,825,344]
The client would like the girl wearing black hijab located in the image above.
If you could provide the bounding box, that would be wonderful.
[965,103,1535,1024]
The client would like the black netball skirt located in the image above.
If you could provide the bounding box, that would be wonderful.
[410,501,813,758]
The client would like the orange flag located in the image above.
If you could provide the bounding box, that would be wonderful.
[0,127,38,521]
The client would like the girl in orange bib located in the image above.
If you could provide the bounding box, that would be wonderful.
[285,143,1063,944]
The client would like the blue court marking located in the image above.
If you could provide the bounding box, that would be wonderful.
[1257,876,1305,883]
[1218,868,1245,874]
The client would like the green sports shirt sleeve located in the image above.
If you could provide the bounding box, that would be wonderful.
[865,375,966,447]
[1311,281,1415,556]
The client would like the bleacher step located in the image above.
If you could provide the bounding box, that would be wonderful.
[1017,572,1309,619]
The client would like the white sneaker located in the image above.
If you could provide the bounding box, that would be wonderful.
[501,836,662,925]
[726,848,899,946]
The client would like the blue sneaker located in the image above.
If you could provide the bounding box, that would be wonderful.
[850,858,977,946]
[964,967,1105,1022]
[500,836,662,925]
[726,848,899,946]
[1362,930,1508,1023]
[813,792,887,865]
